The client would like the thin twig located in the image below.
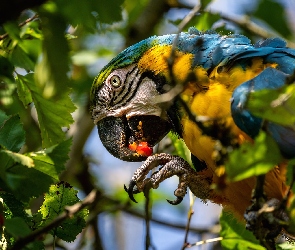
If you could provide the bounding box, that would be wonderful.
[167,3,201,74]
[181,191,195,250]
[217,12,295,48]
[121,206,220,235]
[9,189,99,250]
[190,236,223,247]
[0,14,39,41]
[143,183,156,250]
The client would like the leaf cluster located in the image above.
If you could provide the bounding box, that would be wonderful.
[0,0,125,248]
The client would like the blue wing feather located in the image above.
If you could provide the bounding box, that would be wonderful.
[231,67,295,158]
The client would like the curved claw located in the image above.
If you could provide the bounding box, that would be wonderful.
[166,196,183,205]
[124,184,140,194]
[124,180,138,203]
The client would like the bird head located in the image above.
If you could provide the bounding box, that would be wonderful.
[90,37,175,161]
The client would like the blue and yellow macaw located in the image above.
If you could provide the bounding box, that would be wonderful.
[90,28,295,225]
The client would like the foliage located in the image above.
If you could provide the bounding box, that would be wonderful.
[0,0,294,249]
[0,0,124,248]
[39,182,88,242]
[219,211,264,250]
[226,131,282,182]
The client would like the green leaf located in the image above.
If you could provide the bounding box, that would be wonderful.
[226,131,282,182]
[34,92,76,148]
[3,22,21,42]
[246,84,295,127]
[253,0,291,38]
[277,242,295,250]
[220,211,264,250]
[4,139,71,202]
[19,39,42,65]
[0,192,27,220]
[168,132,192,166]
[0,111,25,152]
[0,150,34,168]
[194,12,220,31]
[5,217,31,238]
[16,74,76,148]
[15,74,33,107]
[39,182,88,242]
[28,138,72,179]
[20,20,43,40]
[9,45,36,71]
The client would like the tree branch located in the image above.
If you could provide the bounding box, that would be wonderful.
[217,12,295,48]
[0,14,39,41]
[0,0,46,26]
[9,189,100,250]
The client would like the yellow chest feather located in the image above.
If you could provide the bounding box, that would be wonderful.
[180,58,277,172]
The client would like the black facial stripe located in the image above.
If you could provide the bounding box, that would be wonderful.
[110,67,142,108]
[115,67,140,105]
[121,71,147,106]
[111,66,138,105]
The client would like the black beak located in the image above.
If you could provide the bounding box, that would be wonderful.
[97,115,171,162]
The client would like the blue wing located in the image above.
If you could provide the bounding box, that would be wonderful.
[231,67,295,158]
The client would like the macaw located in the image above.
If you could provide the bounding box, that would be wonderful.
[90,28,295,230]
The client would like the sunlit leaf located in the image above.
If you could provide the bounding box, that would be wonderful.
[1,150,34,168]
[168,132,192,166]
[246,84,295,127]
[226,131,282,182]
[0,192,27,220]
[20,19,43,40]
[277,242,295,250]
[39,182,88,242]
[194,12,220,31]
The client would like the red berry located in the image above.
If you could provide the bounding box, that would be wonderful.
[136,142,153,157]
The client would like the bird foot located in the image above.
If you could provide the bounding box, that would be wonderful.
[124,153,214,205]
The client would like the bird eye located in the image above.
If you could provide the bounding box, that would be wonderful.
[110,75,121,88]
